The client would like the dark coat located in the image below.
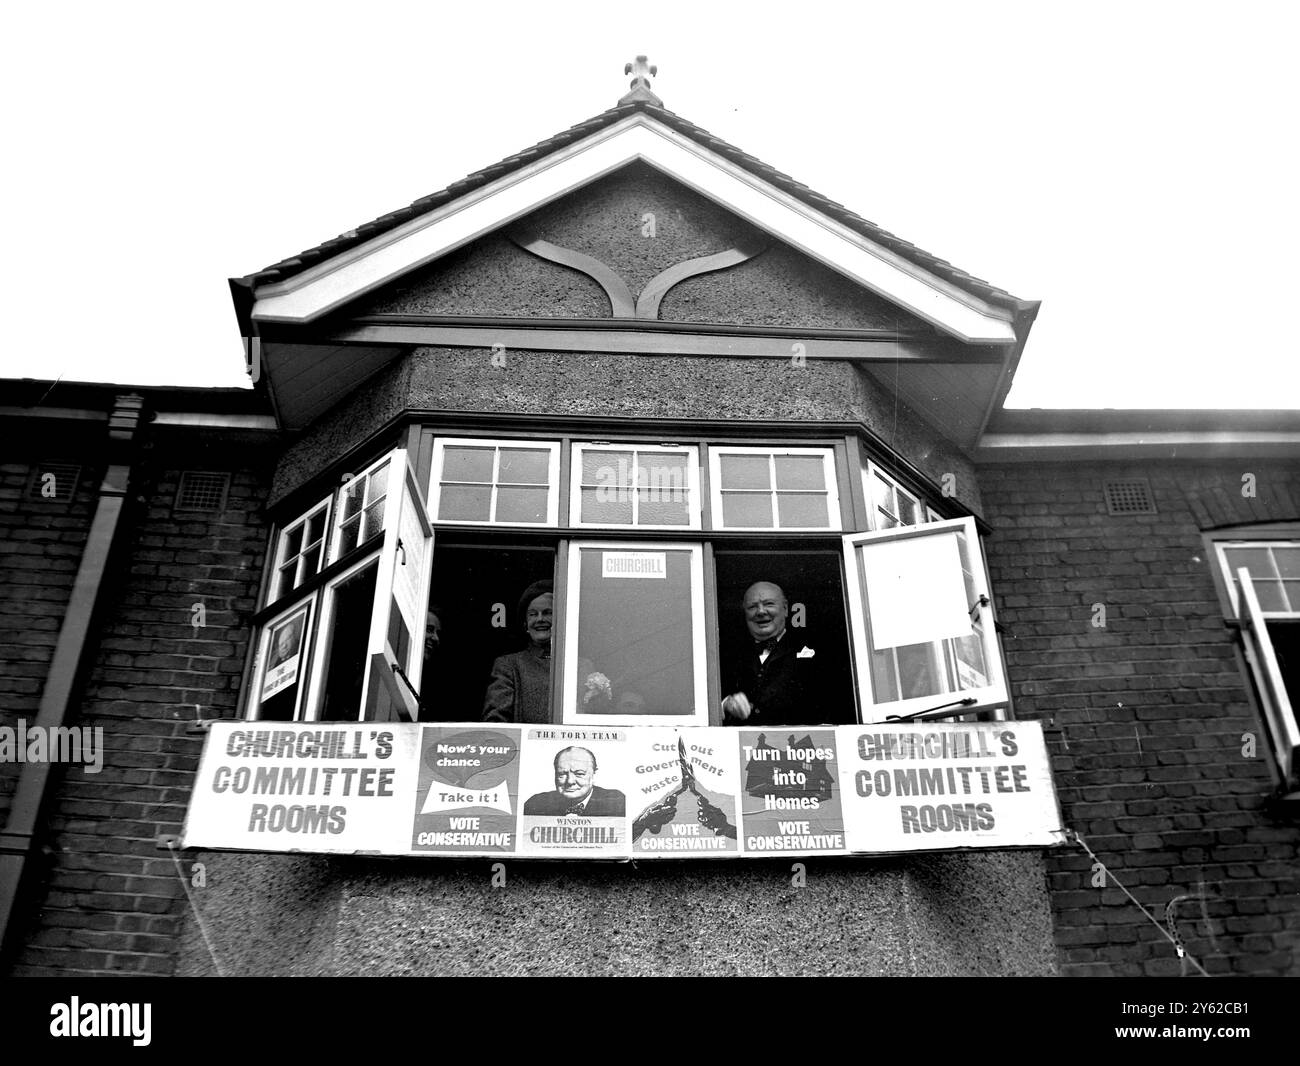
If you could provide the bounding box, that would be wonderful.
[523,785,626,817]
[725,632,829,726]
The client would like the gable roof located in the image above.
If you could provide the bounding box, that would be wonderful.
[238,98,1032,319]
[232,88,1040,444]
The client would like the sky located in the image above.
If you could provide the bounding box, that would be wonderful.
[2,1,1297,409]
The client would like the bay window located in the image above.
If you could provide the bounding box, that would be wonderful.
[245,430,1009,729]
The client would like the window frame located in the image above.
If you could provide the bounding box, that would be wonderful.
[329,451,394,563]
[841,516,1008,723]
[1205,525,1300,789]
[569,441,702,530]
[863,459,925,531]
[270,497,333,602]
[559,538,710,727]
[707,445,842,532]
[248,597,317,722]
[429,436,561,527]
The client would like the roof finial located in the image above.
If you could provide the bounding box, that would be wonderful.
[619,55,662,106]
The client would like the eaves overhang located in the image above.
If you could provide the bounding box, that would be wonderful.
[976,409,1300,462]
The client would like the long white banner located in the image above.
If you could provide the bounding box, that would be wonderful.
[181,721,1065,858]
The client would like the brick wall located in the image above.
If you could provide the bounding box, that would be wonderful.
[0,453,99,824]
[7,456,270,976]
[980,459,1300,976]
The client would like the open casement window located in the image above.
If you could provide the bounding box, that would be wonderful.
[842,517,1006,722]
[570,443,701,529]
[1213,538,1300,787]
[559,541,709,726]
[864,461,924,530]
[429,437,560,526]
[248,446,433,723]
[709,446,841,531]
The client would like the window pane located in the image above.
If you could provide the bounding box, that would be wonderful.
[340,484,364,521]
[897,494,919,526]
[721,491,772,528]
[282,525,303,561]
[365,462,389,503]
[499,448,550,485]
[276,564,295,600]
[777,492,829,528]
[573,548,697,716]
[496,486,550,524]
[641,453,688,497]
[581,449,632,487]
[580,486,633,525]
[442,446,494,483]
[952,631,988,689]
[871,471,895,516]
[1283,581,1300,613]
[896,642,943,700]
[1224,547,1277,581]
[774,454,825,491]
[337,518,360,556]
[362,499,385,543]
[438,484,492,521]
[719,454,770,490]
[1275,547,1300,579]
[1253,580,1288,612]
[638,492,689,526]
[870,648,899,703]
[307,511,326,544]
[318,563,379,722]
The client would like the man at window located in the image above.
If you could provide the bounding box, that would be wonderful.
[722,581,828,726]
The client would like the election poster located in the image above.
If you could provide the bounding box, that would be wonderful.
[411,725,521,854]
[735,729,846,855]
[628,729,740,856]
[260,608,308,701]
[840,721,1062,852]
[515,727,629,858]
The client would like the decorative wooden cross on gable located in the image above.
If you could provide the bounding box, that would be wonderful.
[619,55,662,106]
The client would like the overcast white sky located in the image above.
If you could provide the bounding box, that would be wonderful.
[2,1,1297,408]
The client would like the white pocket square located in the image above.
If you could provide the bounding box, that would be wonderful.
[797,646,815,659]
